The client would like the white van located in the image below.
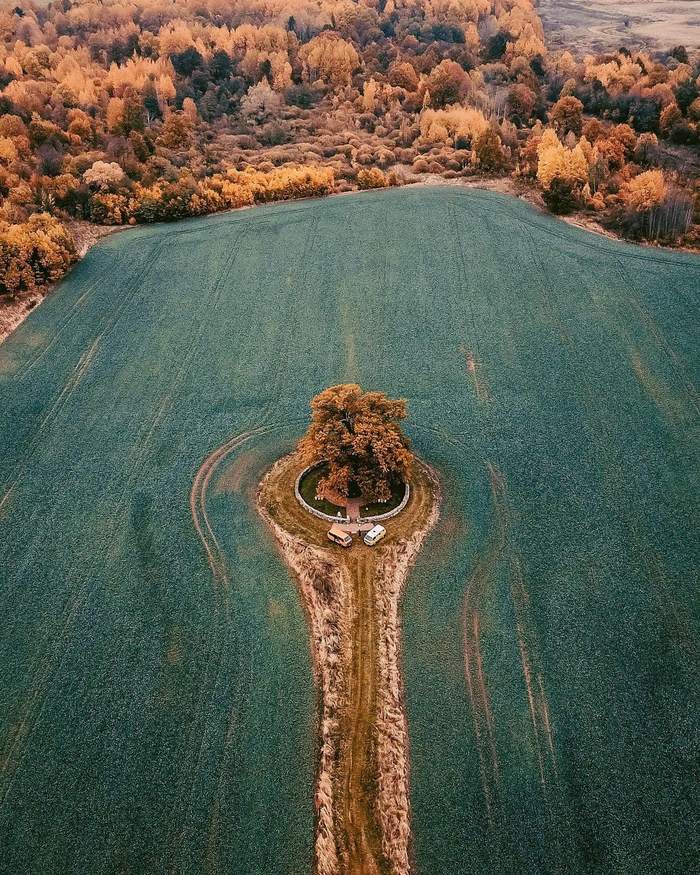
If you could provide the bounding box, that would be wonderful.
[327,524,352,548]
[363,525,386,546]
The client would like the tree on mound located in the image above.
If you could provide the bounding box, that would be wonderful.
[298,384,413,503]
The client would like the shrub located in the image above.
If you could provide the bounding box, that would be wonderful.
[83,161,126,191]
[90,192,132,224]
[357,167,389,189]
[543,177,581,214]
[550,95,584,136]
[0,213,76,296]
[472,127,509,172]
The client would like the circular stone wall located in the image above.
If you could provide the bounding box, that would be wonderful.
[295,464,410,524]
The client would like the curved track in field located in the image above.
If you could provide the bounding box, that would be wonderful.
[189,425,276,587]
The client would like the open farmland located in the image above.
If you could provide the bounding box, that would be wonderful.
[0,187,698,874]
[537,0,700,53]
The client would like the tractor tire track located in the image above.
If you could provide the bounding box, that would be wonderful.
[460,458,561,866]
[0,238,240,810]
[460,346,491,403]
[0,370,196,810]
[533,230,697,563]
[613,257,700,417]
[449,202,489,391]
[164,228,304,856]
[13,250,118,382]
[175,418,310,865]
[263,215,319,421]
[456,195,700,269]
[439,207,560,824]
[519,223,573,347]
[137,229,247,459]
[461,462,507,825]
[0,397,172,810]
[0,334,101,517]
[0,240,165,519]
[189,426,273,586]
[521,235,698,802]
[3,234,238,598]
[510,557,549,792]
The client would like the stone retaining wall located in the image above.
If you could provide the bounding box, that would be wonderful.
[362,483,410,522]
[295,466,410,524]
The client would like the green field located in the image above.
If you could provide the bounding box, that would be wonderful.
[0,187,698,874]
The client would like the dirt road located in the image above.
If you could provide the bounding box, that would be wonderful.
[341,550,383,874]
[257,454,439,875]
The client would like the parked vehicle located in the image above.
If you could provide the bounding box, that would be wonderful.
[363,525,386,546]
[327,524,352,547]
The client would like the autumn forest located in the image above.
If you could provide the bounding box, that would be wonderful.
[0,0,699,298]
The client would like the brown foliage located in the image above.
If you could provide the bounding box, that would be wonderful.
[0,0,695,256]
[388,61,419,92]
[297,384,413,503]
[550,95,583,136]
[357,167,389,189]
[473,127,509,172]
[425,60,471,108]
[0,213,76,297]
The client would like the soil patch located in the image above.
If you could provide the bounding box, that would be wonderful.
[537,0,700,53]
[214,448,263,495]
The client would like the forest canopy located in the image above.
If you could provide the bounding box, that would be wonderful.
[0,0,698,295]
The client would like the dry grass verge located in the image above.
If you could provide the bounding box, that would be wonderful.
[257,453,440,875]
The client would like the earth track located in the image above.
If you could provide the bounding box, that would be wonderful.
[342,550,382,875]
[257,455,439,875]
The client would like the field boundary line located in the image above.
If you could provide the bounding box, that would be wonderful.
[13,251,118,382]
[452,194,700,269]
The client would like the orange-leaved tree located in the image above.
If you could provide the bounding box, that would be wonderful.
[297,384,413,503]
